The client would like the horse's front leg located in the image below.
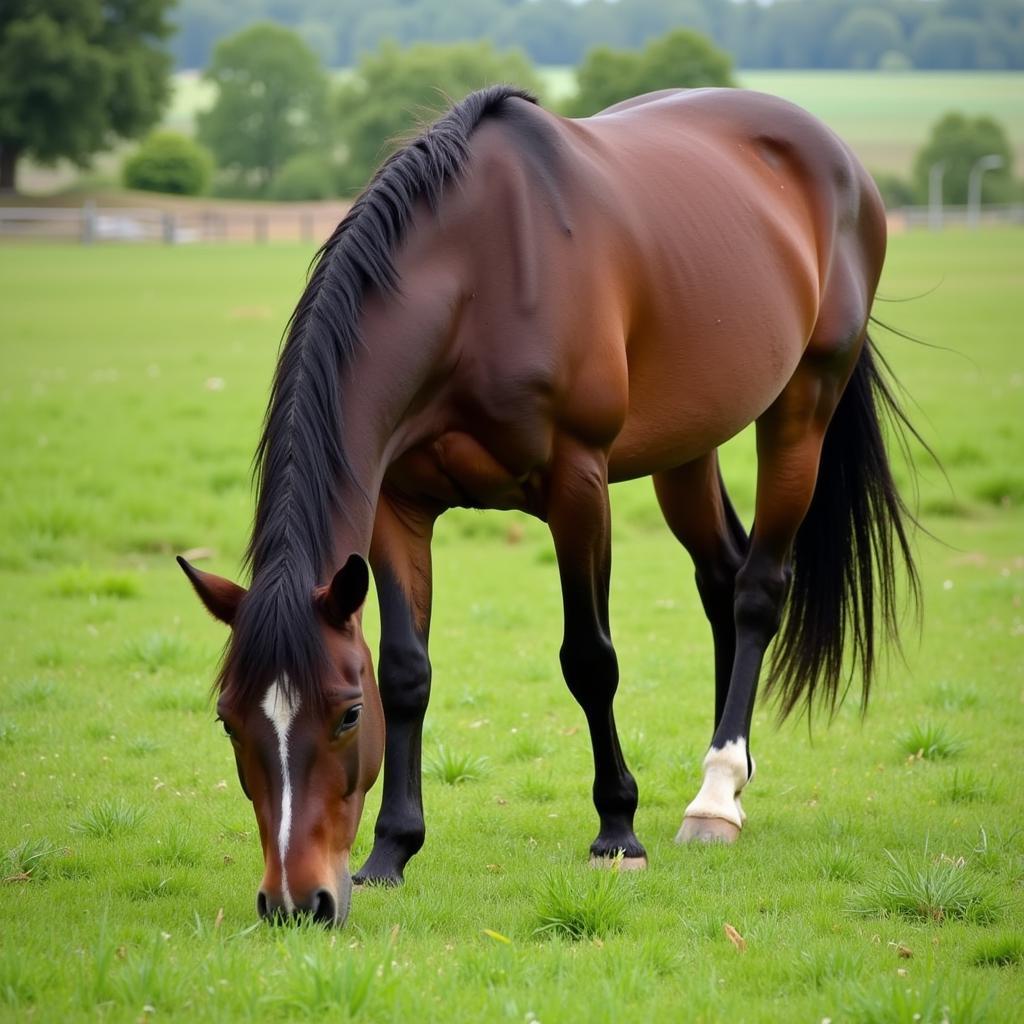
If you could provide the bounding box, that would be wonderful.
[547,442,646,868]
[354,493,437,886]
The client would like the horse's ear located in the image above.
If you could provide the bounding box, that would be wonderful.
[317,554,370,630]
[177,556,246,626]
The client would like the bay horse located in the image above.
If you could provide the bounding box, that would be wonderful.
[179,85,918,926]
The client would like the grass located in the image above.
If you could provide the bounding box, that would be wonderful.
[424,745,490,785]
[850,850,1001,925]
[70,798,148,839]
[0,229,1021,1020]
[534,862,630,940]
[897,721,966,761]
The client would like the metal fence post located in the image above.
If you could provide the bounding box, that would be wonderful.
[81,199,96,245]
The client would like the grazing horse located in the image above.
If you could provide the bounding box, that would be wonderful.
[179,86,919,926]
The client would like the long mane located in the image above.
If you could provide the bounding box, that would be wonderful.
[219,85,536,706]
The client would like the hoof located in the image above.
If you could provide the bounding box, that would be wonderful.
[675,816,741,845]
[588,854,648,871]
[351,872,403,888]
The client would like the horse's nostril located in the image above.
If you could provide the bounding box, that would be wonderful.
[256,890,270,920]
[312,888,336,925]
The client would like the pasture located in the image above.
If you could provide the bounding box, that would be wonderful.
[0,229,1022,1022]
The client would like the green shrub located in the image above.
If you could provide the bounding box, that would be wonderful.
[268,152,336,201]
[123,131,213,196]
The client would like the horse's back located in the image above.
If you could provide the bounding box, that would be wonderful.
[545,89,886,476]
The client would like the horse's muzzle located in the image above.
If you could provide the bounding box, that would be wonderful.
[257,871,352,927]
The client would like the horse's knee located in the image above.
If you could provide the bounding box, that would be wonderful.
[559,636,618,705]
[378,641,431,719]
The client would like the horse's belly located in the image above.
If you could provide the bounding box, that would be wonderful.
[608,313,807,482]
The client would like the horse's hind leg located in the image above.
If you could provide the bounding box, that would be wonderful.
[547,440,646,868]
[678,352,853,843]
[653,452,748,739]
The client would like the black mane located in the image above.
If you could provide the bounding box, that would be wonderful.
[219,85,536,707]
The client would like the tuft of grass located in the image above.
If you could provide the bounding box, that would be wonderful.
[49,565,139,600]
[506,732,548,762]
[945,767,993,804]
[13,677,55,706]
[926,681,981,712]
[269,939,396,1018]
[849,850,1000,924]
[515,772,558,803]
[971,933,1024,967]
[844,976,991,1024]
[813,841,864,883]
[534,862,630,940]
[32,644,68,668]
[125,735,160,757]
[4,838,66,880]
[70,798,147,839]
[897,721,965,761]
[120,631,191,673]
[147,826,202,867]
[0,719,18,745]
[146,684,209,713]
[797,947,864,990]
[973,473,1024,508]
[424,745,489,785]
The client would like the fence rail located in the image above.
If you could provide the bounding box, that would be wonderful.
[1,201,1021,244]
[0,201,348,244]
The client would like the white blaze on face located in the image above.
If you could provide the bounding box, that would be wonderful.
[261,678,301,913]
[683,738,752,829]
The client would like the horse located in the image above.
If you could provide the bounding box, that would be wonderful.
[179,85,919,927]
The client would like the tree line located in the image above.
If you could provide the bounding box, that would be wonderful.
[172,0,1024,72]
[0,3,1017,205]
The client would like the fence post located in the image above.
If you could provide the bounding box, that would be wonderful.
[301,212,314,242]
[81,199,96,245]
[254,214,267,243]
[162,211,176,244]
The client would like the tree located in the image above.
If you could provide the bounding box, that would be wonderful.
[829,9,905,70]
[0,0,174,193]
[335,40,544,193]
[912,112,1014,204]
[123,131,214,195]
[570,28,734,118]
[910,17,987,69]
[197,23,329,192]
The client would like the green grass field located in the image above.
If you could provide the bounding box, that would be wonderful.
[0,230,1022,1022]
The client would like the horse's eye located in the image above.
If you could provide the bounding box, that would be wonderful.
[219,718,236,740]
[332,704,362,738]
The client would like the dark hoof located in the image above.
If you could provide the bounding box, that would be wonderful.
[352,870,403,888]
[589,835,647,862]
[675,816,741,845]
[589,853,648,870]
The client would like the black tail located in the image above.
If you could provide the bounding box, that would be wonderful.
[768,333,923,719]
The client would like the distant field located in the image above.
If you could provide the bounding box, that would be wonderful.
[166,68,1024,178]
[0,229,1022,1021]
[739,71,1024,175]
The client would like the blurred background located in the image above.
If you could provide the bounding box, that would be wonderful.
[1,0,1021,241]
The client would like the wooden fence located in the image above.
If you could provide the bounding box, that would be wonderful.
[0,201,1021,244]
[0,201,348,244]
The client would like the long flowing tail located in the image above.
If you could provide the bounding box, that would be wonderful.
[767,332,923,719]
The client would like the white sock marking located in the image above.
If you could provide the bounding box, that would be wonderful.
[683,738,750,829]
[261,678,300,913]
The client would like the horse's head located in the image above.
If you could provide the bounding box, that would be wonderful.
[177,554,383,927]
